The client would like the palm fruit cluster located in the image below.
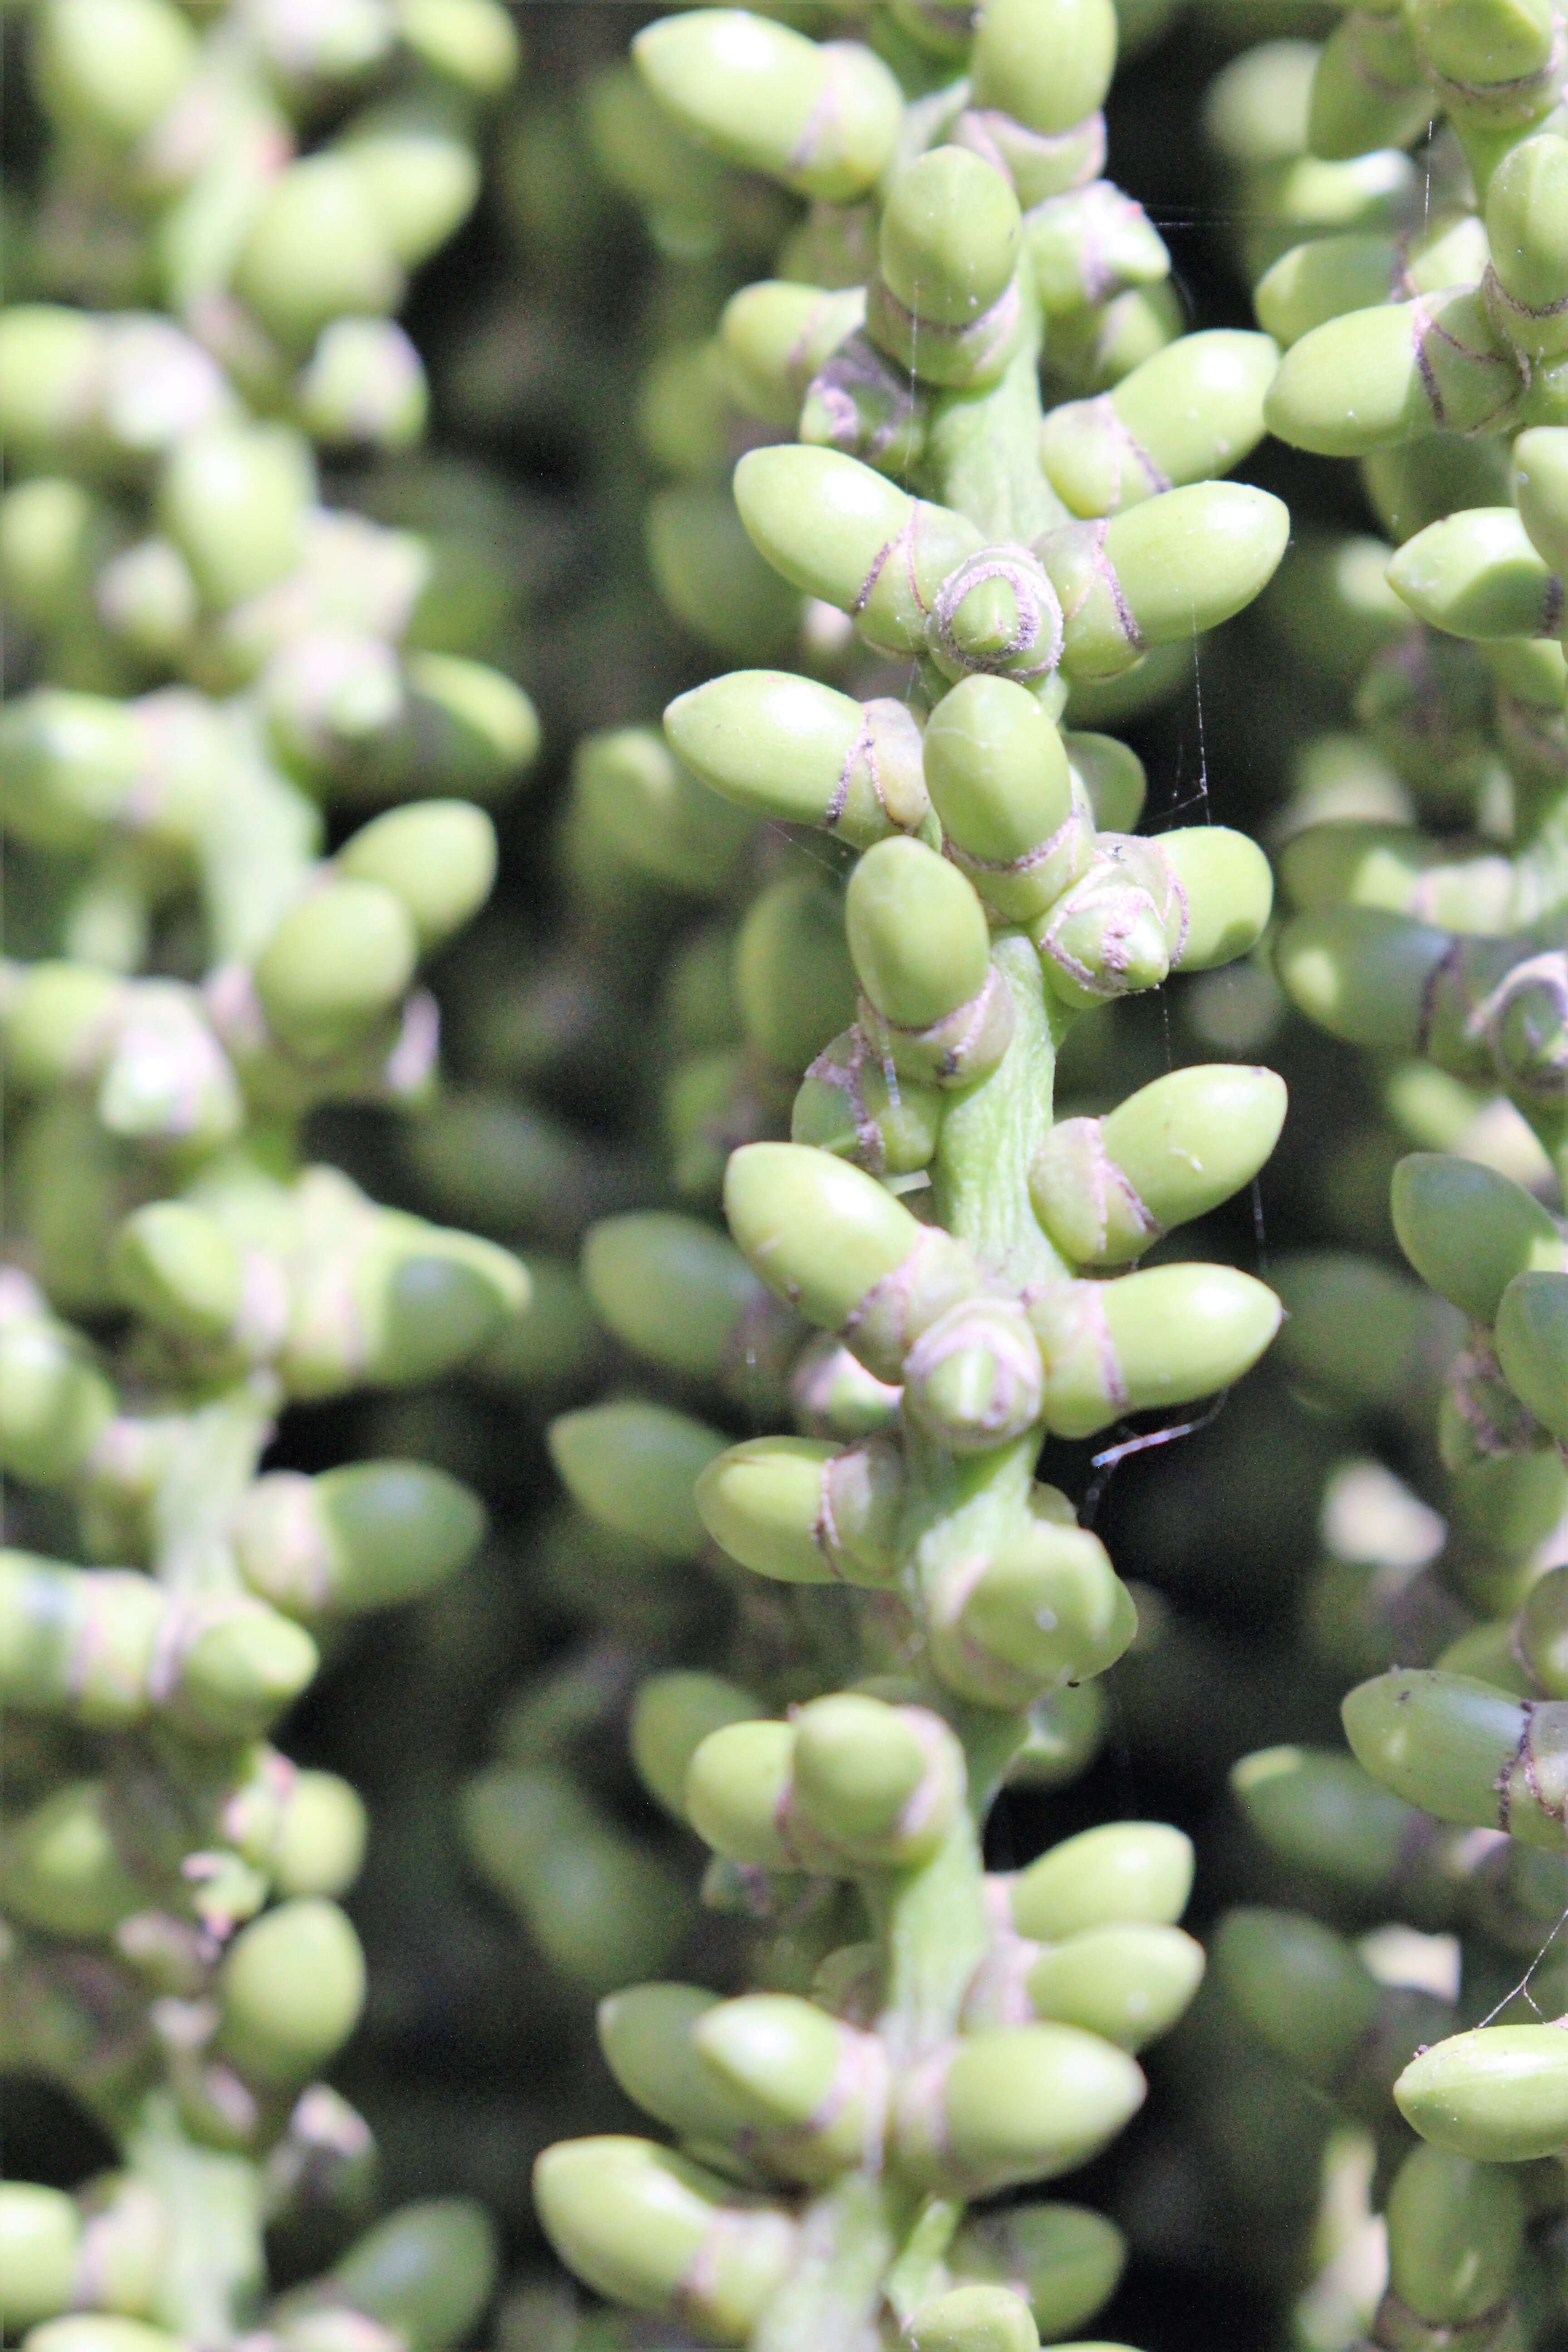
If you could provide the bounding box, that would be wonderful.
[1108,4,1568,2345]
[22,0,1568,2348]
[511,8,1326,2349]
[0,0,539,2346]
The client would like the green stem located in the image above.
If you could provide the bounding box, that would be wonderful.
[149,1377,279,1593]
[127,2091,267,2345]
[867,1815,991,2070]
[751,2171,912,2352]
[933,931,1074,1293]
[922,294,1069,544]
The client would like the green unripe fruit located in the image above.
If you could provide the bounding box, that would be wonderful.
[533,2138,795,2341]
[720,282,866,426]
[1307,10,1428,164]
[723,1142,926,1333]
[548,1401,725,1560]
[736,879,857,1074]
[0,695,147,854]
[1496,1271,1568,1441]
[234,1462,485,1618]
[598,1985,752,2146]
[1009,1822,1194,1940]
[791,1034,944,1180]
[693,1995,880,2180]
[0,1318,115,1488]
[904,1300,1045,1454]
[1,478,101,632]
[1517,1567,1568,1695]
[216,1898,366,2086]
[1274,908,1455,1051]
[1515,427,1568,572]
[255,881,418,1061]
[631,1672,762,1821]
[647,484,802,662]
[1255,232,1404,348]
[335,803,498,951]
[1,1779,143,1939]
[464,1766,691,1989]
[575,725,751,898]
[664,671,929,848]
[157,426,315,612]
[1031,1065,1286,1266]
[846,837,992,1031]
[34,0,195,146]
[232,158,403,351]
[1396,2028,1568,2161]
[1040,332,1278,518]
[1265,293,1524,457]
[925,548,1064,685]
[309,2203,497,2352]
[271,1770,367,1899]
[898,2027,1146,2196]
[304,1216,525,1397]
[168,1600,319,1741]
[340,96,480,271]
[1030,1264,1282,1439]
[921,678,1082,922]
[685,1720,799,1869]
[0,309,102,461]
[907,2286,1040,2352]
[792,1694,960,1864]
[1230,1746,1431,1902]
[1213,1908,1377,2084]
[695,1436,903,1588]
[583,1215,763,1382]
[24,2324,180,2352]
[932,1522,1133,1707]
[701,1421,841,1590]
[1026,183,1168,318]
[632,13,901,202]
[110,1203,243,1345]
[1024,1923,1205,2052]
[1038,485,1289,678]
[1386,2146,1524,2322]
[1387,508,1563,640]
[1415,0,1556,89]
[1343,1668,1568,1846]
[1487,136,1568,327]
[949,2204,1125,2341]
[972,0,1117,130]
[733,447,982,652]
[1,961,122,1086]
[295,318,428,452]
[0,2185,80,2334]
[1392,1154,1563,1325]
[0,1553,162,1729]
[401,656,539,803]
[97,539,199,663]
[879,149,1021,329]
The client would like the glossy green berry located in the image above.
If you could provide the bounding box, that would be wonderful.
[1396,2029,1568,2162]
[632,13,901,203]
[549,1401,725,1560]
[216,1898,366,2087]
[534,2137,795,2341]
[1008,1823,1194,1941]
[1391,1154,1564,1324]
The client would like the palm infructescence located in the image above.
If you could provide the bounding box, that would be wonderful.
[12,1,1568,2351]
